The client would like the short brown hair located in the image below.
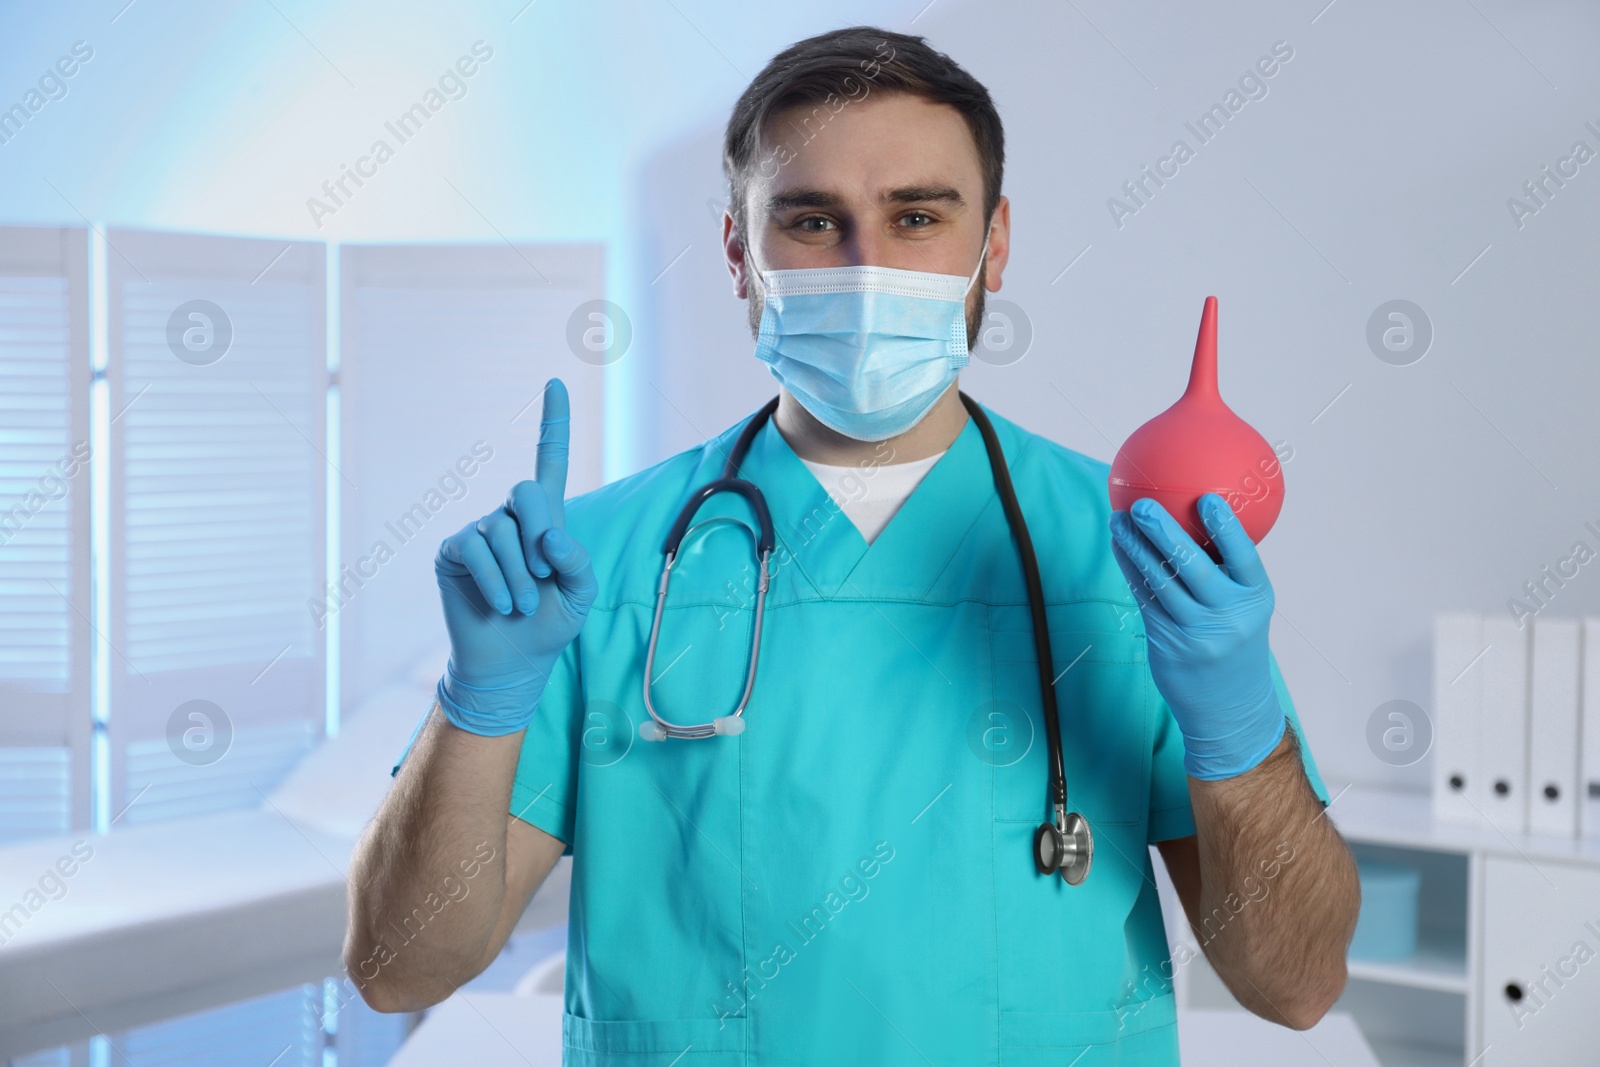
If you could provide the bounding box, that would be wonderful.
[722,26,1005,242]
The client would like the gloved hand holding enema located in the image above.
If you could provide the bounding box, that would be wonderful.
[1108,493,1286,780]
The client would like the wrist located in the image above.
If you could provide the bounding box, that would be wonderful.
[437,661,547,737]
[1178,688,1287,781]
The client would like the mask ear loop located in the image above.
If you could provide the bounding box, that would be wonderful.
[962,219,995,298]
[746,233,783,362]
[949,220,995,362]
[744,228,771,298]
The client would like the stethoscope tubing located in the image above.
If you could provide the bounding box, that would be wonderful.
[639,393,1088,881]
[642,546,770,739]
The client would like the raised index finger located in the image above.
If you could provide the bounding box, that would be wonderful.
[536,377,571,526]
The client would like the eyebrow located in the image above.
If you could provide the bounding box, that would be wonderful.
[764,184,967,214]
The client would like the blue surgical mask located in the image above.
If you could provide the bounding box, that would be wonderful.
[751,230,990,442]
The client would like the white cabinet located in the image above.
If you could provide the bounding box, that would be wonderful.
[1172,784,1600,1066]
[1479,856,1600,1065]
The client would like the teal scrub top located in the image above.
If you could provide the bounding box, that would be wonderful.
[394,401,1329,1065]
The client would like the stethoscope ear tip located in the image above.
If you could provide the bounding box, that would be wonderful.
[712,715,746,736]
[639,721,668,742]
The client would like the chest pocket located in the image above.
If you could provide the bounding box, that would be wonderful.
[987,602,1152,829]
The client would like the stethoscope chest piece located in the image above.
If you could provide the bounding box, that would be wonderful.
[1033,811,1093,885]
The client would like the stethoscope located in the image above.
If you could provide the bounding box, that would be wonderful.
[639,393,1093,885]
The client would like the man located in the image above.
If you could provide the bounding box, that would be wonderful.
[346,26,1360,1065]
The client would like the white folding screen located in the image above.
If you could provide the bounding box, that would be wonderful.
[1,232,608,835]
[337,243,605,707]
[105,230,326,826]
[0,226,91,840]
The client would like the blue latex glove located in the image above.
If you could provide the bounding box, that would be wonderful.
[1107,493,1286,780]
[433,379,598,735]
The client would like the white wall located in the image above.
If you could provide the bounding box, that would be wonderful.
[5,0,1598,790]
[627,0,1600,792]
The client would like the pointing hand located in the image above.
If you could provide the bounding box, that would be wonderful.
[433,378,597,735]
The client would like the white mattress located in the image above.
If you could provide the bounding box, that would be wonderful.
[0,806,355,1058]
[0,671,571,1059]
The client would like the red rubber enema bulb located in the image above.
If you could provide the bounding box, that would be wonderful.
[1108,296,1285,558]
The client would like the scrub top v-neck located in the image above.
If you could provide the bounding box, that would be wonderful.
[431,402,1330,1066]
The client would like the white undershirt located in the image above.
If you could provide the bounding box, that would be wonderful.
[798,450,947,545]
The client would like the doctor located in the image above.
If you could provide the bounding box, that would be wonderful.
[347,25,1360,1065]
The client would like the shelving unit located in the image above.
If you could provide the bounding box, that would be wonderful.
[1363,1038,1468,1067]
[1325,784,1600,1066]
[1345,925,1468,996]
[1173,782,1600,1066]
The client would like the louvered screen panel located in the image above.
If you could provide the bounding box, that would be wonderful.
[0,747,72,843]
[0,226,91,838]
[0,274,74,687]
[338,243,605,706]
[105,232,324,825]
[120,720,316,826]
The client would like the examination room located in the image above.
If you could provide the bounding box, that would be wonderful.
[2,1,1598,1064]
